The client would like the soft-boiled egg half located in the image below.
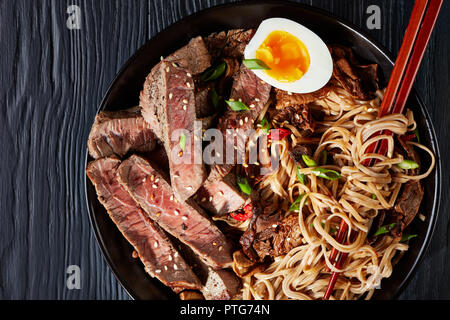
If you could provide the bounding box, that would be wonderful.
[244,18,333,94]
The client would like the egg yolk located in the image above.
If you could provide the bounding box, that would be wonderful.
[256,30,311,83]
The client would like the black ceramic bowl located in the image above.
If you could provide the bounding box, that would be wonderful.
[85,1,441,300]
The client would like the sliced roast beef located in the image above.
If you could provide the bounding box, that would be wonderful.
[329,45,379,100]
[140,60,207,201]
[87,107,156,159]
[205,29,256,60]
[207,64,272,181]
[394,180,424,228]
[165,36,212,75]
[86,157,201,292]
[196,172,247,216]
[175,239,242,300]
[117,155,234,269]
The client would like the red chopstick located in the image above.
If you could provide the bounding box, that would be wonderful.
[323,0,442,300]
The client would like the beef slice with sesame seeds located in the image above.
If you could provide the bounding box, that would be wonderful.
[117,155,234,269]
[204,29,256,61]
[174,238,242,300]
[87,107,157,159]
[195,172,247,216]
[140,60,207,201]
[166,36,212,75]
[86,157,201,292]
[207,64,272,181]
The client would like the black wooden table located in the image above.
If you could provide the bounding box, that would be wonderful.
[0,0,448,300]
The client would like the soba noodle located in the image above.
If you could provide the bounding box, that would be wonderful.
[236,85,435,300]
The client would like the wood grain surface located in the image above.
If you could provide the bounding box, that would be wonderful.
[0,0,448,300]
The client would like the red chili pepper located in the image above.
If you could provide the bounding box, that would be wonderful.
[268,128,291,141]
[401,133,417,142]
[230,204,253,221]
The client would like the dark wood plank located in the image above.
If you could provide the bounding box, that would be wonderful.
[0,0,448,299]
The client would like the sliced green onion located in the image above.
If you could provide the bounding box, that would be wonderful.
[374,223,397,236]
[401,234,418,242]
[201,62,227,82]
[179,132,186,152]
[302,155,317,167]
[414,128,421,144]
[237,176,252,195]
[225,100,250,111]
[296,166,306,184]
[289,193,308,212]
[372,194,377,200]
[210,87,221,109]
[311,168,341,181]
[397,160,419,170]
[321,150,328,165]
[243,59,271,70]
[261,118,271,134]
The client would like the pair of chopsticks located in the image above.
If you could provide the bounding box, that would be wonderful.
[323,0,443,300]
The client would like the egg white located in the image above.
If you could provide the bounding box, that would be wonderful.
[244,18,333,94]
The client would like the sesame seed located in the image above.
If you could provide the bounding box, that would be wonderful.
[156,212,161,217]
[239,119,244,126]
[201,197,206,202]
[183,99,188,104]
[209,196,213,201]
[213,242,217,246]
[245,117,248,123]
[170,195,174,201]
[183,105,187,111]
[255,161,260,166]
[152,184,158,189]
[255,98,260,102]
[172,62,177,67]
[186,186,193,191]
[219,246,223,251]
[186,72,192,77]
[164,266,168,271]
[182,216,188,221]
[242,163,248,168]
[174,264,178,270]
[165,67,170,72]
[154,242,158,248]
[174,252,179,258]
[168,255,173,261]
[249,104,255,109]
[155,178,160,183]
[174,209,180,216]
[229,98,235,102]
[186,82,191,88]
[169,93,173,99]
[295,114,300,120]
[218,191,224,196]
[178,151,183,157]
[155,269,162,273]
[151,175,155,181]
[272,224,277,228]
[234,146,238,150]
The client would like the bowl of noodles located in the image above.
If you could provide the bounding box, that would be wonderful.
[85,1,441,300]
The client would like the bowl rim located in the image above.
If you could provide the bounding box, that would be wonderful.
[84,0,442,300]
